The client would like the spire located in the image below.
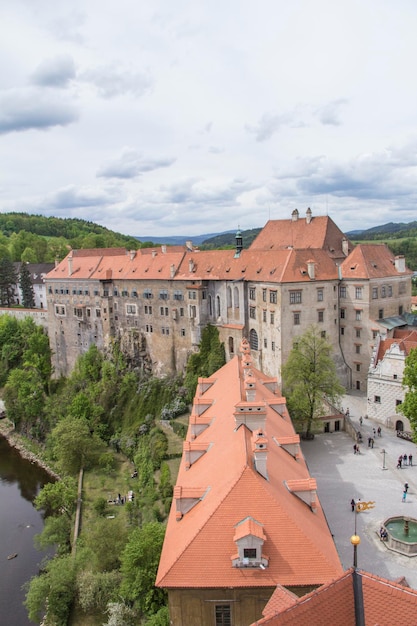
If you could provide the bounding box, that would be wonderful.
[234,227,243,258]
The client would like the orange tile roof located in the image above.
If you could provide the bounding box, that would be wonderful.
[252,568,417,625]
[156,343,343,591]
[249,215,352,260]
[340,243,413,279]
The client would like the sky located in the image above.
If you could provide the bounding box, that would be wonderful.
[2,1,417,239]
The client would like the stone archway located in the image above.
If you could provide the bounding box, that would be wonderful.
[395,420,404,432]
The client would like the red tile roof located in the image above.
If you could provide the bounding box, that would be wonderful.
[156,342,343,591]
[252,568,417,626]
[340,243,413,279]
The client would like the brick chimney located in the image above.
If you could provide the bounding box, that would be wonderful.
[306,207,312,224]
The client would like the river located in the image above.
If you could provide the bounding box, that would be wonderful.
[0,435,53,626]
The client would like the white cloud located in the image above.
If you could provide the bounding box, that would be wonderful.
[1,1,417,237]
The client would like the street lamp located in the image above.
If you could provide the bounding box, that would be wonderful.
[351,534,361,568]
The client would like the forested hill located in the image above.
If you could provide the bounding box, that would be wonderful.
[0,213,142,263]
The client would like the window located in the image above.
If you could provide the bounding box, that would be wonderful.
[356,363,361,372]
[131,290,138,298]
[114,289,119,296]
[399,305,403,315]
[145,324,153,333]
[143,289,153,299]
[293,312,300,325]
[264,338,267,348]
[180,307,184,316]
[74,307,83,318]
[388,285,393,297]
[126,304,137,315]
[340,308,346,319]
[244,548,257,559]
[144,305,153,314]
[378,309,384,319]
[270,312,275,324]
[249,329,258,350]
[122,290,129,297]
[55,305,66,316]
[249,306,256,319]
[159,290,168,300]
[215,605,231,626]
[161,327,170,335]
[96,309,101,318]
[340,327,345,335]
[262,288,267,302]
[396,399,402,406]
[318,310,324,323]
[271,341,275,351]
[381,286,386,298]
[174,290,183,301]
[249,287,256,300]
[355,310,362,321]
[372,287,378,299]
[290,290,302,304]
[374,395,381,403]
[356,328,361,338]
[339,286,347,298]
[189,291,197,300]
[180,328,186,336]
[262,310,267,322]
[321,330,326,338]
[317,288,324,302]
[399,282,406,294]
[372,330,378,339]
[393,374,398,380]
[355,286,363,299]
[270,290,277,304]
[190,305,197,318]
[355,344,361,354]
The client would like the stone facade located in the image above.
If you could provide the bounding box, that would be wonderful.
[44,212,413,388]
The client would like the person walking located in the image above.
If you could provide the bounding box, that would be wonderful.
[359,416,363,426]
[402,490,407,502]
[409,454,413,467]
[353,444,357,454]
[351,498,356,512]
[404,482,409,493]
[403,453,408,466]
[377,426,381,437]
[397,456,402,469]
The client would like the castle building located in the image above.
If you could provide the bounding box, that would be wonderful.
[155,338,343,626]
[45,210,412,388]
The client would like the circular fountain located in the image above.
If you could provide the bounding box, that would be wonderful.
[383,516,417,556]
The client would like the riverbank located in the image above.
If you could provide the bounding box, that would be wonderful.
[0,419,60,480]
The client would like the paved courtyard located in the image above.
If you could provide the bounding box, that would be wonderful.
[301,392,417,589]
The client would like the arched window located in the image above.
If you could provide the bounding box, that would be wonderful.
[396,420,404,432]
[229,337,234,354]
[234,286,239,309]
[227,286,232,308]
[208,294,213,317]
[249,329,258,351]
[216,295,221,318]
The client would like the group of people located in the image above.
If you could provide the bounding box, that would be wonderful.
[397,453,413,469]
[379,527,388,541]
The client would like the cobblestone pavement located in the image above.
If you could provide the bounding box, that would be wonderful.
[301,392,417,589]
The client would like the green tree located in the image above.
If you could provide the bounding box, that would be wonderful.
[49,416,107,475]
[34,477,78,518]
[24,555,76,626]
[19,263,35,307]
[120,522,167,616]
[184,324,226,399]
[282,325,345,437]
[3,366,46,433]
[398,348,417,441]
[0,256,17,306]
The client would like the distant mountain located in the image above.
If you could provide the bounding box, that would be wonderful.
[136,231,236,246]
[347,221,417,239]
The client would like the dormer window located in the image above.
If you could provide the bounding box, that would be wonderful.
[231,517,269,569]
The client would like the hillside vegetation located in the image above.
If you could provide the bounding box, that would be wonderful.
[0,317,225,626]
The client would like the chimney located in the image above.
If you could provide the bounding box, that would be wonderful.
[189,259,195,273]
[129,250,136,261]
[152,249,157,258]
[253,431,268,480]
[68,255,73,276]
[342,238,349,256]
[170,264,176,279]
[291,209,299,222]
[185,240,193,251]
[161,245,167,254]
[306,207,312,224]
[395,255,406,273]
[307,260,315,280]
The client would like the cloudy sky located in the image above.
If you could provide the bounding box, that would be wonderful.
[1,1,417,239]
